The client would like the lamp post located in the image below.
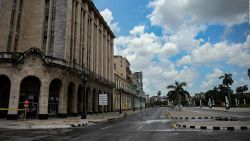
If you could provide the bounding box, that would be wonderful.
[119,89,122,114]
[81,72,88,119]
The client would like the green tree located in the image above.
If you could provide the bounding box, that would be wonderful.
[236,85,248,104]
[219,73,234,107]
[167,81,189,110]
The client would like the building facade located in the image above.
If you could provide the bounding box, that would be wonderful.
[0,0,114,119]
[113,56,146,112]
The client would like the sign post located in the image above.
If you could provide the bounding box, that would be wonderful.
[99,94,108,115]
[24,99,29,120]
[99,94,108,106]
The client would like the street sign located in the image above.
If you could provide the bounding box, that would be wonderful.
[24,99,29,108]
[99,94,108,105]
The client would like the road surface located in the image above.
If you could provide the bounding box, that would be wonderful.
[0,107,250,141]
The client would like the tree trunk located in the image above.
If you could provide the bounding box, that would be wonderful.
[227,86,231,108]
[178,92,181,110]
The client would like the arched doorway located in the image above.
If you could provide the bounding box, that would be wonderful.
[0,75,11,118]
[48,79,62,116]
[77,85,83,114]
[19,76,41,119]
[67,82,75,115]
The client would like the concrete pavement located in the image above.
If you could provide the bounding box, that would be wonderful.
[167,107,250,130]
[199,107,250,112]
[0,110,143,129]
[1,107,250,141]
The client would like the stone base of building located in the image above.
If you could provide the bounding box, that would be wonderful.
[70,113,78,117]
[58,113,68,118]
[7,114,18,120]
[38,114,48,120]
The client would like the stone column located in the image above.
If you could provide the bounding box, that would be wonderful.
[72,84,78,115]
[83,4,88,67]
[94,92,98,113]
[90,11,94,71]
[75,3,81,64]
[58,80,67,118]
[87,89,93,113]
[38,79,49,119]
[7,78,21,120]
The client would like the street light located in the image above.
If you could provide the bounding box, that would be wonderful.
[119,88,122,114]
[81,71,88,119]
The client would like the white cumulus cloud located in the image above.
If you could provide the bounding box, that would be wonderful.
[100,8,120,34]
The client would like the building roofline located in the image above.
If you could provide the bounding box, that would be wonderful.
[87,0,115,38]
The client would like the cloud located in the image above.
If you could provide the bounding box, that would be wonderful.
[201,68,224,89]
[115,25,198,96]
[177,55,192,66]
[148,0,248,32]
[100,8,120,34]
[190,37,250,67]
[130,25,145,35]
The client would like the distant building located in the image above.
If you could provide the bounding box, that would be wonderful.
[113,56,146,111]
[194,92,206,99]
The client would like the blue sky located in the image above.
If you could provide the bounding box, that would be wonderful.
[93,0,250,96]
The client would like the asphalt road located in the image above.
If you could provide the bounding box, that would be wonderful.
[0,107,250,141]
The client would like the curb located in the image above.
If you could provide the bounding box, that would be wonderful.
[70,123,88,127]
[176,123,250,131]
[171,116,237,121]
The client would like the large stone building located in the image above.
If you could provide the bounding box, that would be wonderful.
[113,56,145,112]
[0,0,114,119]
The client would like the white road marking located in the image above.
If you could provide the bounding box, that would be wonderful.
[101,125,112,130]
[137,125,144,130]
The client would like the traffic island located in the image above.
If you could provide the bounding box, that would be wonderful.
[176,121,250,131]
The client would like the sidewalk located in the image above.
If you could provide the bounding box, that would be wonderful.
[0,110,142,130]
[199,107,250,112]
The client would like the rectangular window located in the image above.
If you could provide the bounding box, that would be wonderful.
[42,0,50,52]
[13,0,23,52]
[70,0,76,63]
[87,17,92,68]
[48,0,56,56]
[7,0,17,52]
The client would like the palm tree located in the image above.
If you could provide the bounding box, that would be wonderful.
[167,81,189,110]
[219,73,233,107]
[242,85,248,93]
[236,85,248,105]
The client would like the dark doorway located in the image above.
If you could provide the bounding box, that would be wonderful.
[86,87,91,113]
[77,85,83,114]
[19,76,41,119]
[0,75,11,118]
[48,79,62,116]
[92,89,96,113]
[67,82,75,115]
